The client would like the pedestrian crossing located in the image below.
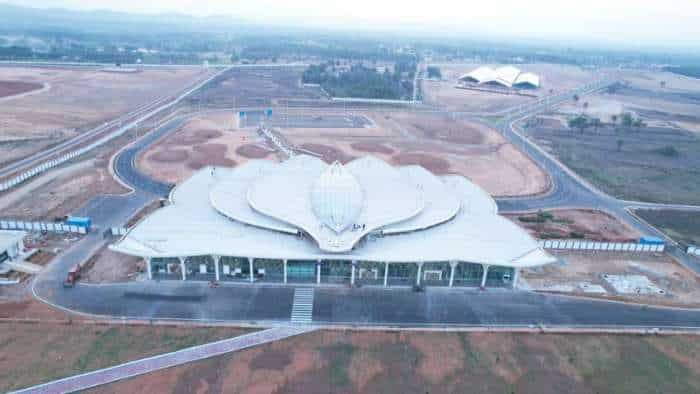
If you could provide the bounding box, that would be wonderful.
[291,287,314,324]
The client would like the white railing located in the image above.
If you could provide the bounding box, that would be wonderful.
[539,239,664,253]
[0,219,87,234]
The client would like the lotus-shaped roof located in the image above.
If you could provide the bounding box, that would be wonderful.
[111,155,555,267]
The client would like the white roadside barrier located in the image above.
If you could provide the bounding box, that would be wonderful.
[539,239,665,253]
[0,219,87,234]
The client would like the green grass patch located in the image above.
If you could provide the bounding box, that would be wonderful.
[636,209,700,245]
[319,342,357,387]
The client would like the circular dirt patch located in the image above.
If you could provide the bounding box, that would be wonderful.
[187,143,236,170]
[351,141,395,155]
[300,143,355,164]
[166,134,208,146]
[392,152,451,174]
[236,144,273,159]
[150,149,189,163]
[194,129,223,139]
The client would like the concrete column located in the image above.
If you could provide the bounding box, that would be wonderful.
[384,262,389,287]
[449,261,457,287]
[212,255,220,281]
[145,257,152,280]
[283,259,287,284]
[480,264,489,289]
[179,257,186,281]
[416,262,423,286]
[350,260,357,286]
[512,268,520,289]
[316,260,322,284]
[248,258,254,283]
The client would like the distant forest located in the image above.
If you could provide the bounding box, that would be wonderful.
[664,66,700,79]
[302,60,416,100]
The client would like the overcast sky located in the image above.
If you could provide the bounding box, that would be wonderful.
[5,0,699,49]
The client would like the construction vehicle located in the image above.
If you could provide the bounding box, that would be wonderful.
[64,263,82,287]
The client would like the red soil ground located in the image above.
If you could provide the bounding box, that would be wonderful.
[187,143,236,170]
[391,152,451,174]
[150,149,189,163]
[299,143,356,164]
[350,141,395,155]
[236,144,274,159]
[0,80,42,98]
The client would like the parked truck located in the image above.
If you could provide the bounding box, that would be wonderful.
[64,263,82,287]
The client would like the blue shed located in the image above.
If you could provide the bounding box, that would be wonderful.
[66,216,91,229]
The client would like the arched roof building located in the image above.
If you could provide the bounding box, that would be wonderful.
[459,66,540,89]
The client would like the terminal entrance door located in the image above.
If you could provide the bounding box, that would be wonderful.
[287,261,316,283]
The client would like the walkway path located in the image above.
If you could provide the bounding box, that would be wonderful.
[12,326,314,394]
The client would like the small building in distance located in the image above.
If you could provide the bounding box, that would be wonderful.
[459,66,541,89]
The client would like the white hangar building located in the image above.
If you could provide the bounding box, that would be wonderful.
[111,155,555,288]
[459,66,540,89]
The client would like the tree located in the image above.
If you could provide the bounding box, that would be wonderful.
[568,115,588,133]
[616,139,624,152]
[590,117,602,132]
[621,112,634,129]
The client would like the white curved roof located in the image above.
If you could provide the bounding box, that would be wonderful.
[514,72,540,88]
[459,65,540,88]
[460,66,495,83]
[112,156,555,268]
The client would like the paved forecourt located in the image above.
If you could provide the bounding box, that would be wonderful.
[33,280,700,328]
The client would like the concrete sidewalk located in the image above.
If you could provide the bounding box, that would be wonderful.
[12,326,314,394]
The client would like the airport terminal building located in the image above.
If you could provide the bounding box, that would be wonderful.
[111,155,555,288]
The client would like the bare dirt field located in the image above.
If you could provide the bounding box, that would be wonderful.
[89,330,700,394]
[82,245,144,283]
[282,110,549,197]
[0,79,43,98]
[523,251,700,307]
[0,66,210,165]
[186,66,322,108]
[138,112,278,184]
[423,63,598,113]
[0,157,127,220]
[507,209,641,242]
[0,322,250,393]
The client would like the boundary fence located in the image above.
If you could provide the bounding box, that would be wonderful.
[539,239,664,253]
[0,220,87,234]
